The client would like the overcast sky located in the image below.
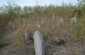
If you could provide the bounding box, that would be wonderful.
[0,0,78,7]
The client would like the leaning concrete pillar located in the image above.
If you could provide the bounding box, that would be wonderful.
[33,31,44,55]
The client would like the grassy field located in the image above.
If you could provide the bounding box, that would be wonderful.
[0,1,85,55]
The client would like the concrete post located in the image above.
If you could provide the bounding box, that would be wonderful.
[33,31,44,55]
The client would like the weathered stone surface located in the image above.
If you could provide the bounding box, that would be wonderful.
[33,31,44,55]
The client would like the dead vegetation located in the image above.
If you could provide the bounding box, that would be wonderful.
[0,0,85,55]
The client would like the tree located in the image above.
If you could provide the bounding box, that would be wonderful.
[77,0,85,17]
[14,6,22,17]
[77,0,85,5]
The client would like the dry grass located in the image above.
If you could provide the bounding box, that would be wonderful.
[0,4,85,55]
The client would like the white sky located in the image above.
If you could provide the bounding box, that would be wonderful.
[0,0,78,7]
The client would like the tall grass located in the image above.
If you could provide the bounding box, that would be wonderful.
[0,1,85,55]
